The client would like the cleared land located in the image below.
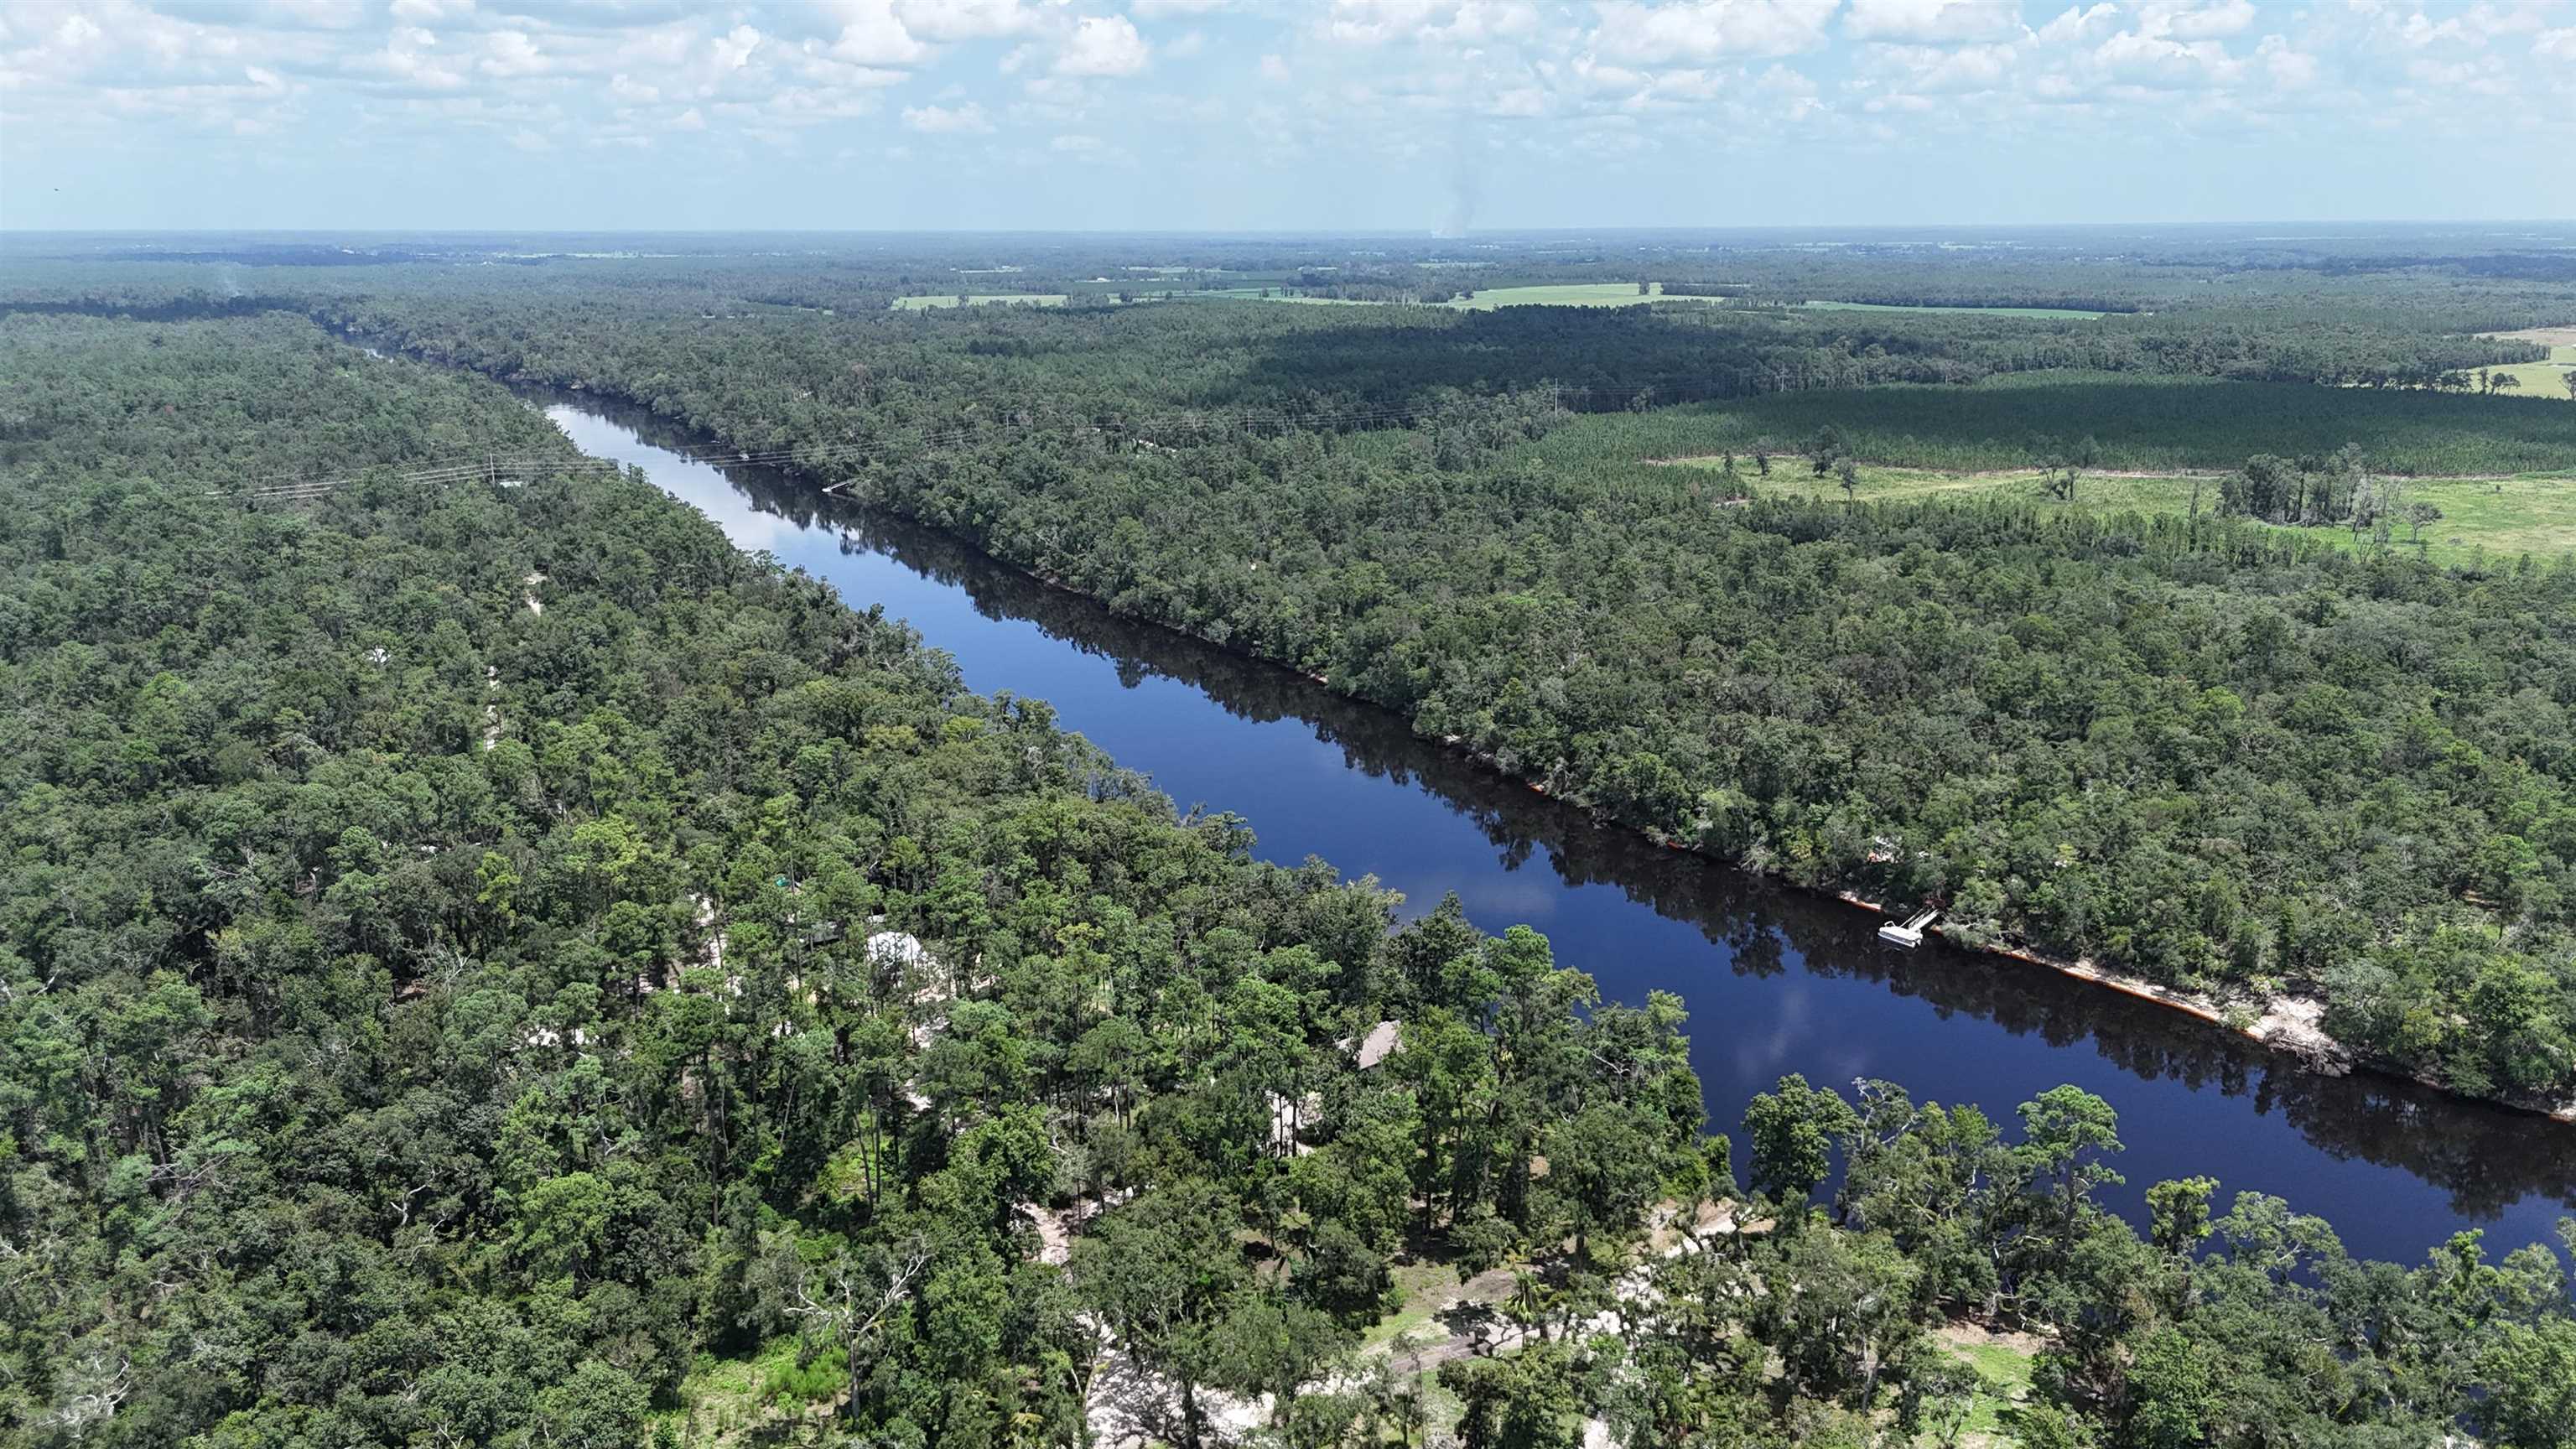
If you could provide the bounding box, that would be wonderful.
[2475,327,2576,398]
[1540,370,2576,476]
[1804,299,2109,319]
[1935,1322,2039,1446]
[889,293,1072,309]
[1667,454,2576,563]
[2489,343,2576,398]
[1198,281,1727,309]
[1442,282,1714,309]
[1200,288,2099,315]
[2487,325,2576,346]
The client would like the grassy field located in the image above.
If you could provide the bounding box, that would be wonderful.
[1445,282,1716,309]
[2488,344,2576,399]
[1535,370,2576,477]
[1190,281,1727,309]
[1804,299,2108,319]
[653,1338,837,1445]
[1668,454,2576,563]
[889,293,1072,309]
[1204,287,2100,315]
[2475,329,2576,399]
[1934,1328,2037,1446]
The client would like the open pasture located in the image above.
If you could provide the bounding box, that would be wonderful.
[1537,370,2576,477]
[1666,448,2576,563]
[2485,343,2575,398]
[1443,282,1716,309]
[889,292,1072,309]
[1803,299,2109,319]
[1197,280,1728,309]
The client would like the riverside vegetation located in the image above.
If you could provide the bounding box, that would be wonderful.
[101,230,2570,1114]
[4,234,2575,1448]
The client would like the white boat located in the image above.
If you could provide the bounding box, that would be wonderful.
[1877,910,1939,948]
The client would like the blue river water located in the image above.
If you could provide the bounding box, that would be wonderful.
[536,387,2574,1267]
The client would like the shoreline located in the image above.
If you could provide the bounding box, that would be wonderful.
[861,476,2576,1127]
[359,326,2576,1130]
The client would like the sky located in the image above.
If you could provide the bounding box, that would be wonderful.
[0,0,2569,232]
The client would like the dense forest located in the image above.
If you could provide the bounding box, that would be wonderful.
[7,292,2575,1446]
[72,237,2566,1114]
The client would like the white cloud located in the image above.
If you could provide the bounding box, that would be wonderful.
[2091,28,2242,87]
[2158,0,2258,40]
[1844,0,2022,42]
[263,0,367,29]
[2033,4,2123,45]
[1875,39,2021,88]
[354,27,466,90]
[822,0,927,65]
[1589,0,1842,61]
[1056,14,1150,75]
[897,0,1038,41]
[901,99,995,131]
[2257,33,2318,86]
[2395,11,2475,47]
[711,24,763,70]
[1328,0,1544,45]
[2,0,2569,217]
[479,30,550,79]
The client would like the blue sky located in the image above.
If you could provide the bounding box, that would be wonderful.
[2,0,2568,231]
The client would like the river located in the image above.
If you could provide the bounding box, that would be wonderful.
[532,384,2574,1266]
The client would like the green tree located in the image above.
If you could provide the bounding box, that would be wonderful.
[1742,1074,1857,1210]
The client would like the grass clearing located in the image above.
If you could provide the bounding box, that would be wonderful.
[1445,282,1720,309]
[654,1337,838,1446]
[2380,469,2576,559]
[1665,454,2576,563]
[1535,370,2576,477]
[2485,345,2576,400]
[1200,281,1732,309]
[2485,326,2576,347]
[889,293,1072,309]
[1701,458,2215,516]
[2475,329,2576,400]
[1804,299,2109,319]
[1363,1256,1465,1352]
[1932,1325,2037,1446]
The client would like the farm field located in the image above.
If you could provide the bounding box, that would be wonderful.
[1209,287,2102,314]
[1535,369,2576,476]
[1191,280,1725,308]
[2490,344,2575,397]
[2475,327,2576,396]
[889,292,1072,309]
[1804,299,2109,319]
[1439,282,1716,309]
[1675,454,2576,562]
